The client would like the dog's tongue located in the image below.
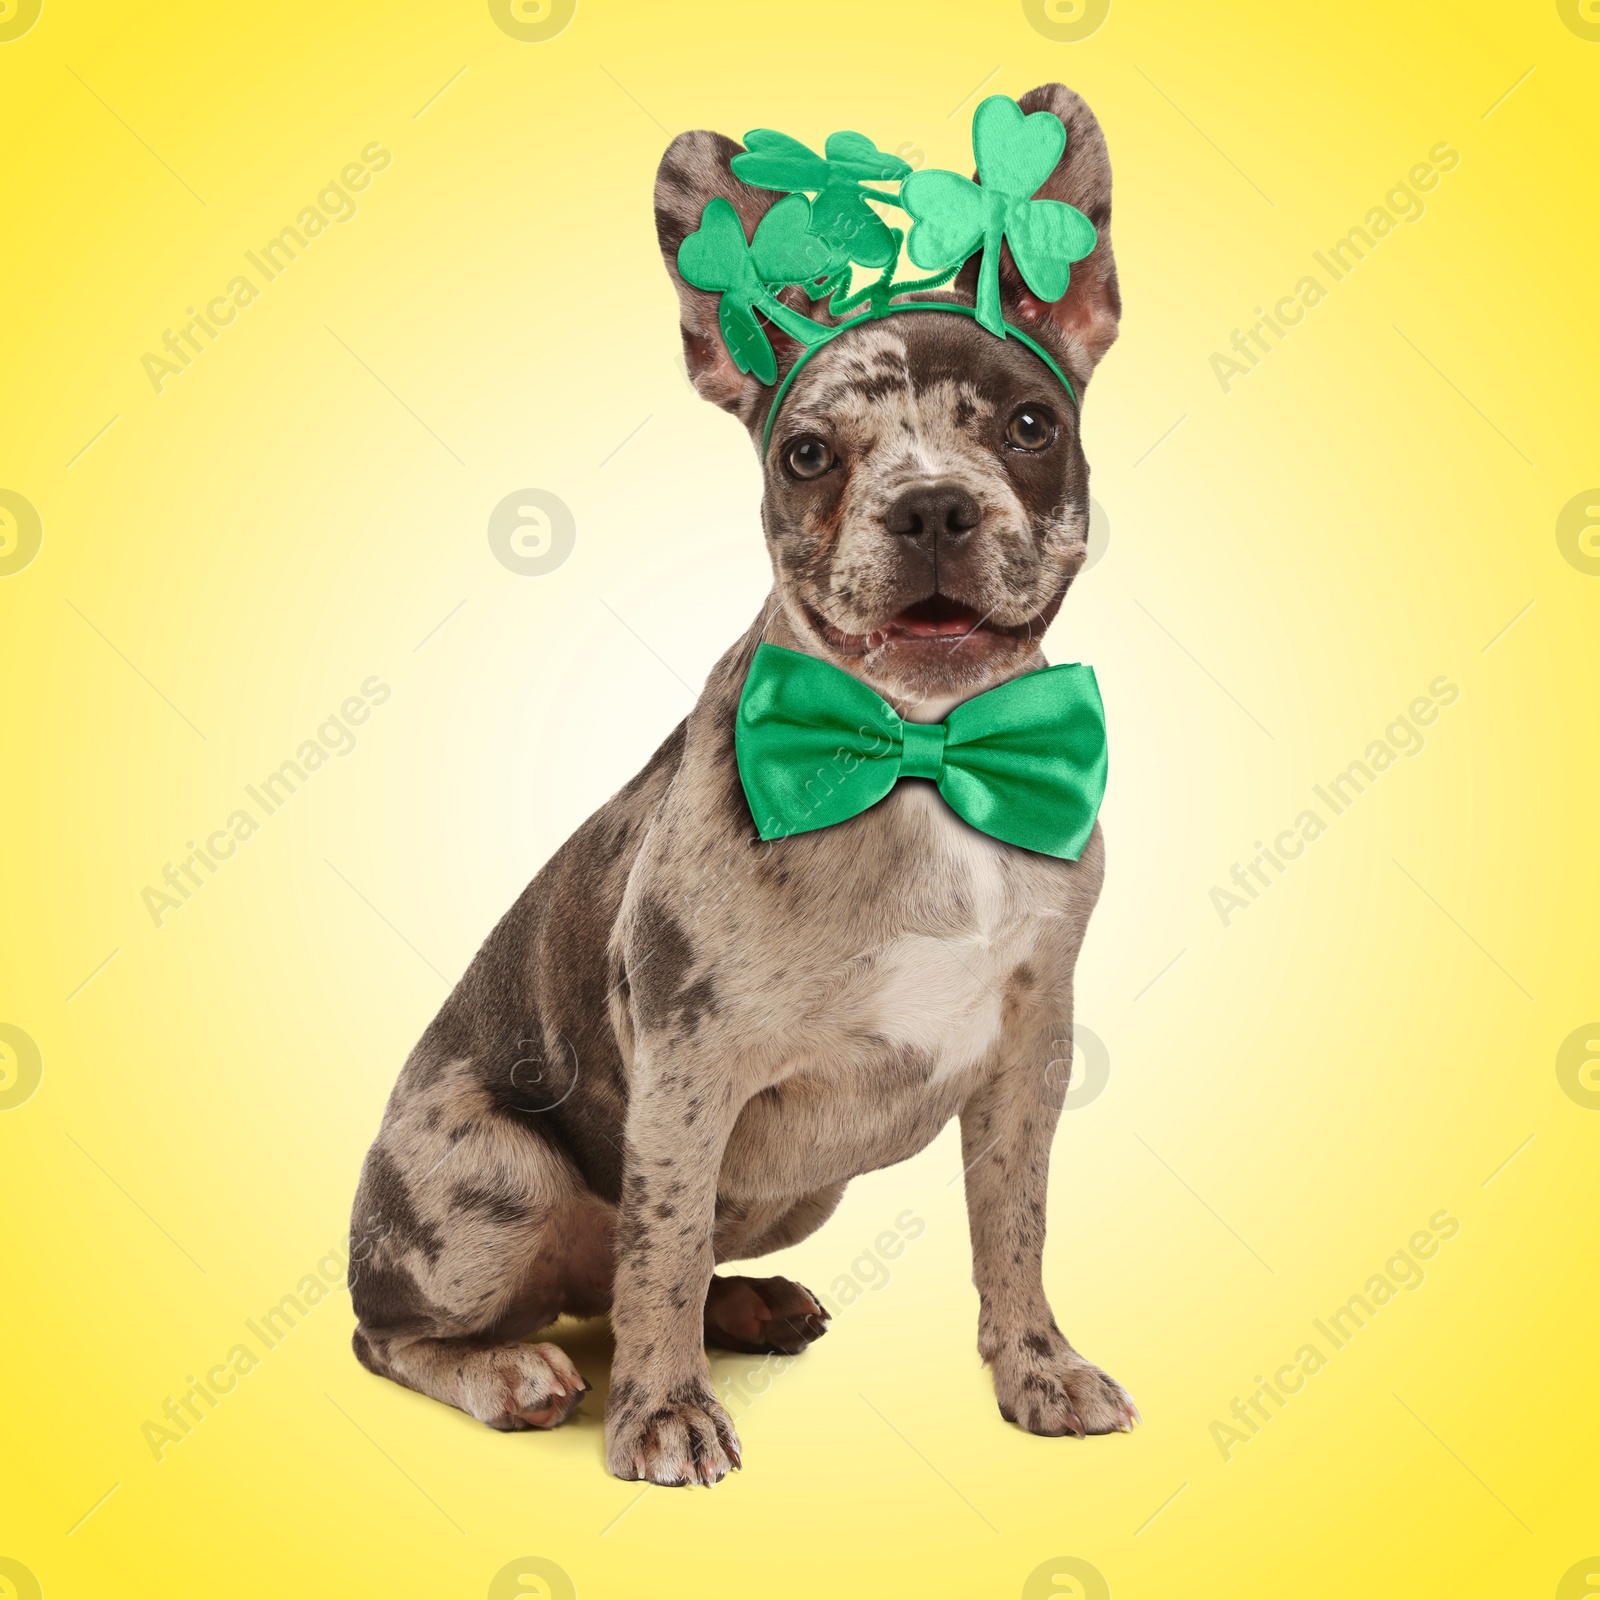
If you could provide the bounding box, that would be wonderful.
[889,595,982,638]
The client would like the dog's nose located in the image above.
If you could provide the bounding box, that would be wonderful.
[884,481,982,545]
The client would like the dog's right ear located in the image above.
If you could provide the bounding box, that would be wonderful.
[655,131,787,425]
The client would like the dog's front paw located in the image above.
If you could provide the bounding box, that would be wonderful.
[991,1335,1138,1438]
[605,1375,741,1486]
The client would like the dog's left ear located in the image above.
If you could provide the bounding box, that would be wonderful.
[964,83,1121,390]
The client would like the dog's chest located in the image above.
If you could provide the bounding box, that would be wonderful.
[714,785,1086,1200]
[823,786,1053,1084]
[862,800,1025,1078]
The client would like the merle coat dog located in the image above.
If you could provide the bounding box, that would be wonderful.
[349,81,1131,1486]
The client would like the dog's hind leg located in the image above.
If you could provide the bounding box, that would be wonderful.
[348,1061,615,1431]
[352,1324,590,1431]
[700,1186,844,1354]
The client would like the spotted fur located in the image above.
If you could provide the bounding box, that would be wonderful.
[349,81,1133,1485]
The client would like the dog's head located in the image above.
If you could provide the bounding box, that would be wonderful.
[655,84,1120,707]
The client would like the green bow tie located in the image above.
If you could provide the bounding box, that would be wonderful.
[734,642,1107,860]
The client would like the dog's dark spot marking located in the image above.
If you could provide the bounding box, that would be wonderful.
[350,1257,448,1336]
[1023,1331,1053,1357]
[615,1210,645,1256]
[889,1048,936,1089]
[630,896,688,1017]
[631,897,720,1034]
[451,1181,531,1227]
[654,1201,676,1220]
[677,974,718,1030]
[357,1146,444,1265]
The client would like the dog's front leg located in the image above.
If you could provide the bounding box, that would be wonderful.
[960,1024,1138,1438]
[605,1046,743,1486]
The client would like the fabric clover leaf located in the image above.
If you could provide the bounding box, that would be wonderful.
[733,128,910,272]
[748,192,834,285]
[678,96,1092,397]
[900,94,1097,336]
[678,195,829,385]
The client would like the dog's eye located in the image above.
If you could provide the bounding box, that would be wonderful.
[785,438,836,480]
[1005,406,1056,452]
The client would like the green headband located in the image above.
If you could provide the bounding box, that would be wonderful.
[760,302,1077,455]
[676,93,1097,453]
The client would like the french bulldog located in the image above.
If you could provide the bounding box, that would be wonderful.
[348,80,1129,1486]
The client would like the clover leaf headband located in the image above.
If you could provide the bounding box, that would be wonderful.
[677,93,1099,453]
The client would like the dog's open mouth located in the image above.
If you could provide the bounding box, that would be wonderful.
[806,592,1062,655]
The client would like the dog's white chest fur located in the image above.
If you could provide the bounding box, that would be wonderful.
[863,786,1036,1082]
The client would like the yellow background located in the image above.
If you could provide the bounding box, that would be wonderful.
[3,0,1597,1595]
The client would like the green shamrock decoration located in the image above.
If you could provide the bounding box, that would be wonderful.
[900,94,1097,336]
[676,95,1095,403]
[677,194,831,384]
[732,129,910,273]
